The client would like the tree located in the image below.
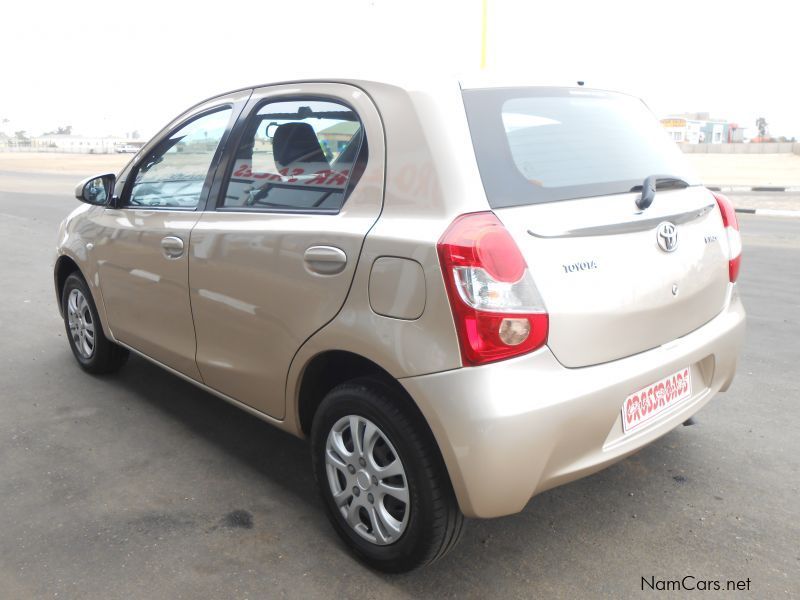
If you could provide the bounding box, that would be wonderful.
[43,125,73,135]
[14,130,27,140]
[131,130,140,139]
[756,117,768,138]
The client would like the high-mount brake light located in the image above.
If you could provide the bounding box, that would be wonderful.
[712,192,742,283]
[437,212,549,366]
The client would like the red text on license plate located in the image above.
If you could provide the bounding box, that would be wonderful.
[622,367,693,433]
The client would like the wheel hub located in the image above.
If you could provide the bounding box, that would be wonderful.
[356,470,371,491]
[324,415,410,546]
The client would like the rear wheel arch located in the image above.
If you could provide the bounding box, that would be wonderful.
[298,351,387,436]
[309,374,464,570]
[296,350,459,505]
[296,351,434,446]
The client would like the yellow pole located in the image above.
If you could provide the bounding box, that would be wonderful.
[480,0,488,69]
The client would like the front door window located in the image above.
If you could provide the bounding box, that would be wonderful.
[128,108,232,209]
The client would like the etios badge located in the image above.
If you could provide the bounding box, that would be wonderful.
[657,222,678,252]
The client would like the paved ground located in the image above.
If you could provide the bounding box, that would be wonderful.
[0,154,131,196]
[0,174,798,598]
[0,152,131,175]
[686,153,800,188]
[719,192,800,213]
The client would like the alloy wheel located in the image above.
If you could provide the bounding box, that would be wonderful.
[324,415,410,545]
[66,289,95,359]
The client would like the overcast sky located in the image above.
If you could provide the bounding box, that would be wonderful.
[1,0,797,139]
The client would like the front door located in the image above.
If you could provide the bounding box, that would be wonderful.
[189,84,385,418]
[93,104,239,379]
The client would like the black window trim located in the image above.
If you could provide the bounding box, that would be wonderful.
[118,104,238,212]
[211,94,367,216]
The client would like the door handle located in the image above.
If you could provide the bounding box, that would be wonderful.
[304,245,347,275]
[161,236,185,259]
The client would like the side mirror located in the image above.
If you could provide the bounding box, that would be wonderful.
[75,173,116,206]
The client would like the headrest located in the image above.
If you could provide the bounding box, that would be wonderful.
[272,122,327,169]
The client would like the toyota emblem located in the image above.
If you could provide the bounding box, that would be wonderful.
[657,222,678,252]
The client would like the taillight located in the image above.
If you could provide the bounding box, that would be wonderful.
[437,212,549,366]
[712,192,742,282]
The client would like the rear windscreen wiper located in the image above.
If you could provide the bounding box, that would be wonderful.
[632,175,691,210]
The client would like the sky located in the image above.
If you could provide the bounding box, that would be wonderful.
[1,0,798,140]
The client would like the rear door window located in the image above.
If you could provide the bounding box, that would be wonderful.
[462,88,699,207]
[220,99,365,212]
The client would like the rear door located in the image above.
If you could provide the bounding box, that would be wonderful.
[189,83,385,418]
[463,87,731,367]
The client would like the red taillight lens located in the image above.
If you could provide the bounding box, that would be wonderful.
[437,212,549,366]
[712,192,742,282]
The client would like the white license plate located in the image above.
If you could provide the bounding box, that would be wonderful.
[621,367,693,433]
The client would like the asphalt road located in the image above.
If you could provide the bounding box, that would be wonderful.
[722,191,800,213]
[1,183,798,599]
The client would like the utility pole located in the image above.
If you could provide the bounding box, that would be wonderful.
[480,0,488,69]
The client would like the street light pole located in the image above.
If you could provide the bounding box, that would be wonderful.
[480,0,488,69]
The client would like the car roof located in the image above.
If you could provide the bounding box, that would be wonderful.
[202,73,626,103]
[177,74,639,132]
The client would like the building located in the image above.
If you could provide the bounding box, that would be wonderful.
[31,134,127,153]
[0,133,142,153]
[317,121,360,159]
[661,117,704,143]
[660,113,745,144]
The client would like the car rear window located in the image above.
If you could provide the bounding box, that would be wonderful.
[462,88,700,207]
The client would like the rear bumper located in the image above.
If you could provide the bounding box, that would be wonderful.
[400,291,746,518]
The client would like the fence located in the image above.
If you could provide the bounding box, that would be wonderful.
[5,139,799,156]
[679,142,800,155]
[0,138,136,154]
[0,145,123,154]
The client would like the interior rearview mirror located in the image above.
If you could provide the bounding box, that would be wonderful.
[74,173,116,206]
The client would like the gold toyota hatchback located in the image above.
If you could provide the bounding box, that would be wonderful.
[55,78,746,572]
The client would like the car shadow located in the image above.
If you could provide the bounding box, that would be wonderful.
[107,353,696,593]
[112,354,318,510]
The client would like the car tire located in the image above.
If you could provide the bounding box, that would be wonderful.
[311,377,464,572]
[61,272,129,374]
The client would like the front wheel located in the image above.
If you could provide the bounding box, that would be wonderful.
[61,272,129,374]
[311,378,464,572]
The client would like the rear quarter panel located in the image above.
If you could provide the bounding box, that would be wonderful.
[286,80,492,430]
